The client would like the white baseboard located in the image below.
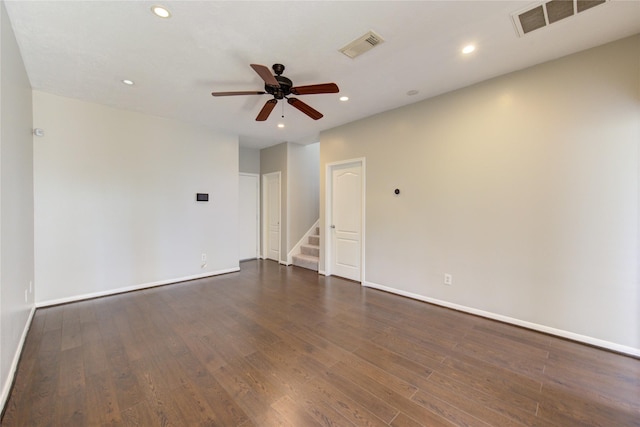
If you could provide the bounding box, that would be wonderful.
[36,267,240,308]
[363,280,640,358]
[1,305,36,412]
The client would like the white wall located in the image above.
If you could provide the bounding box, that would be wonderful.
[33,91,239,304]
[287,142,319,249]
[0,0,35,408]
[239,146,260,174]
[320,35,640,353]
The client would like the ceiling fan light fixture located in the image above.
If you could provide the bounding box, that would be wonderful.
[151,5,171,18]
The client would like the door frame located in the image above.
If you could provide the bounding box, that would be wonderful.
[239,173,260,261]
[262,171,281,262]
[325,158,366,283]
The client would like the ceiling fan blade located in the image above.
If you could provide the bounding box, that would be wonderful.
[290,83,339,95]
[211,91,266,97]
[250,64,280,87]
[256,99,278,121]
[287,98,323,120]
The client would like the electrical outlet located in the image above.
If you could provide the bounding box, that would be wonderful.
[444,274,452,285]
[201,253,207,262]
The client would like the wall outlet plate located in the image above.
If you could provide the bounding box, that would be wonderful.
[444,274,452,285]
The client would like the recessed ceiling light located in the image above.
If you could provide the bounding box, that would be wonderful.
[151,5,171,18]
[122,79,134,86]
[339,96,349,102]
[406,90,419,96]
[277,123,285,128]
[462,44,476,54]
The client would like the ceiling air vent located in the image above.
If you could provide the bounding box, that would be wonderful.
[512,0,607,37]
[339,30,384,59]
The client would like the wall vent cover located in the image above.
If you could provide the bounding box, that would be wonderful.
[512,0,607,37]
[339,30,384,59]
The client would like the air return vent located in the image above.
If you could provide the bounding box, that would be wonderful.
[339,30,384,59]
[512,0,607,36]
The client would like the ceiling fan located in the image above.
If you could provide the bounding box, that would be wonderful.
[211,63,339,121]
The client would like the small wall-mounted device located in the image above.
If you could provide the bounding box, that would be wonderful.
[33,128,44,137]
[196,193,209,202]
[394,188,400,195]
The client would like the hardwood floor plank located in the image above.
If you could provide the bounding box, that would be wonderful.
[53,388,85,426]
[169,381,220,426]
[353,341,434,390]
[212,378,270,423]
[425,372,541,426]
[60,306,82,351]
[120,399,159,427]
[330,360,414,410]
[270,395,325,427]
[320,368,399,423]
[451,338,546,380]
[57,346,85,397]
[83,370,122,425]
[130,361,183,426]
[301,375,389,427]
[3,260,638,426]
[538,383,640,426]
[277,324,344,367]
[390,412,429,427]
[43,305,64,332]
[439,353,543,408]
[411,389,493,427]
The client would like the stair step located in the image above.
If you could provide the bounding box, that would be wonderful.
[301,244,319,257]
[315,227,319,235]
[308,235,319,246]
[292,254,319,271]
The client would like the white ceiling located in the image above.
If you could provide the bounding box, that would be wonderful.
[5,1,640,149]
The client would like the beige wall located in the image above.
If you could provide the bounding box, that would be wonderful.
[320,35,640,352]
[0,0,35,407]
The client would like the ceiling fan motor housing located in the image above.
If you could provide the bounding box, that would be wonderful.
[266,75,293,99]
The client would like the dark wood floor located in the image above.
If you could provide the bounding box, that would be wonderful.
[3,260,639,426]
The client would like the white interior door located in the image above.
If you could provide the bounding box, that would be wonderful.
[330,162,363,281]
[263,172,281,262]
[239,174,259,261]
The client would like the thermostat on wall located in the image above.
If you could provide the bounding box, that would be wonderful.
[196,193,209,202]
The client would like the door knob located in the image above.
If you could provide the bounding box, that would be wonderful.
[330,225,335,229]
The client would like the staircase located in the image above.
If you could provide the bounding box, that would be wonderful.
[292,227,319,271]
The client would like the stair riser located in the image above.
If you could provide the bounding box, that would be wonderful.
[308,235,319,246]
[301,245,319,257]
[292,256,319,271]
